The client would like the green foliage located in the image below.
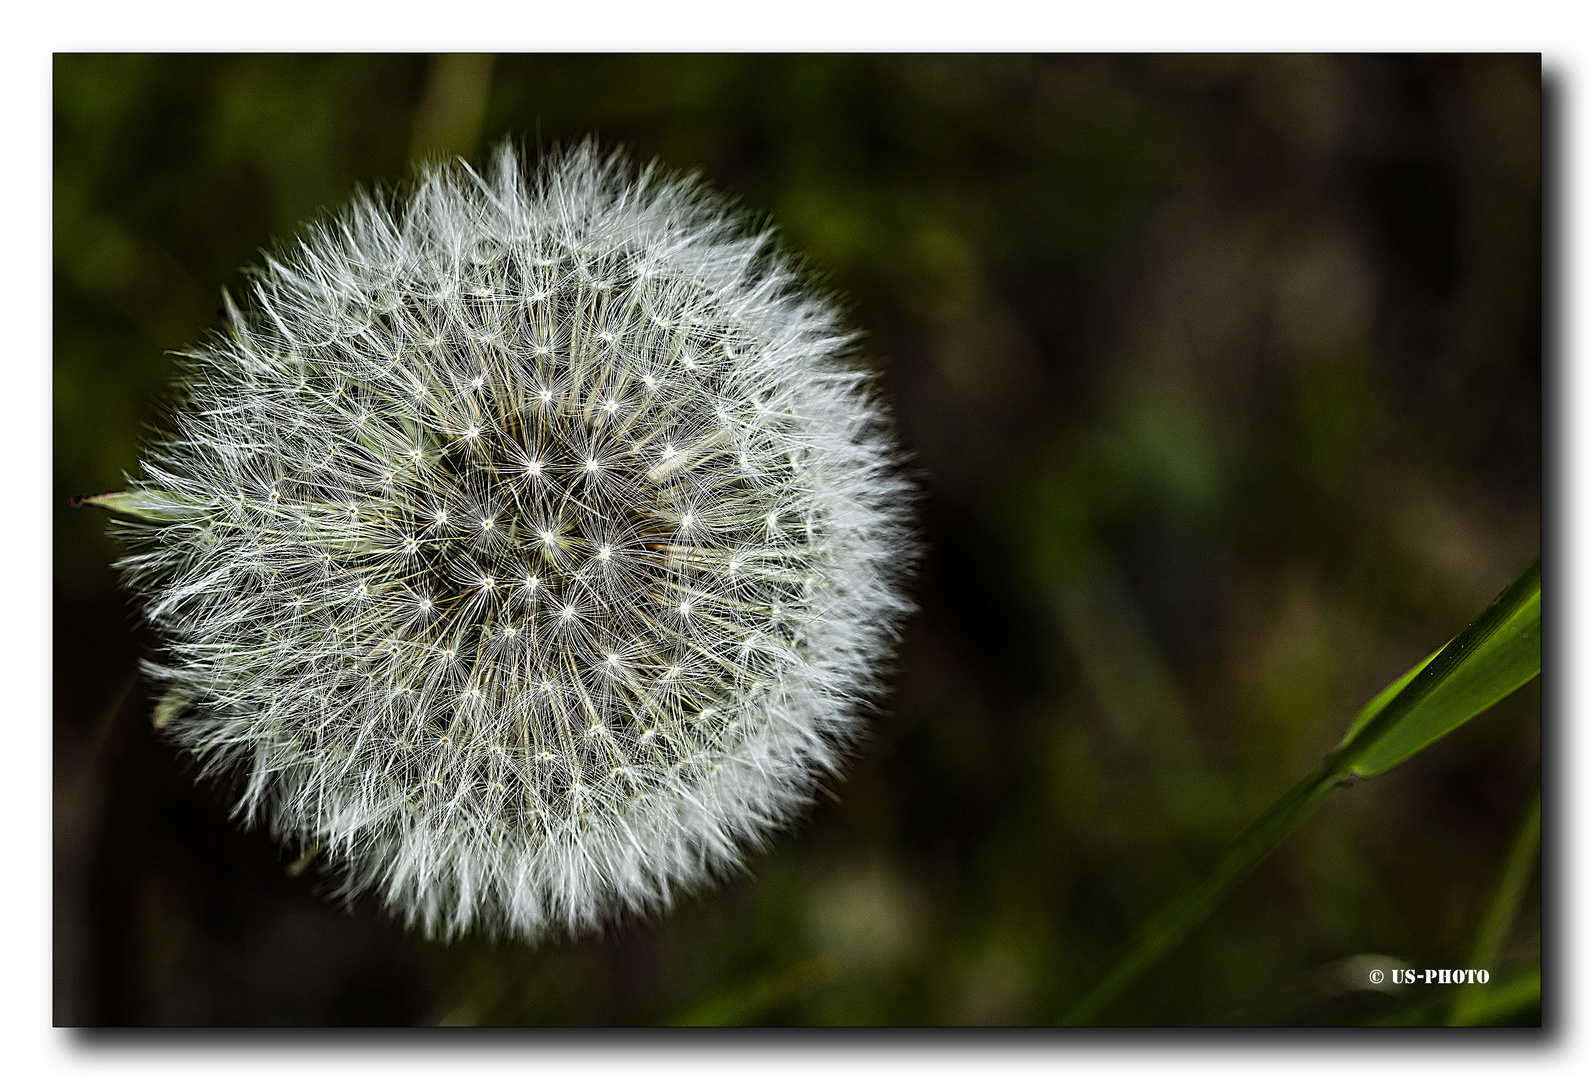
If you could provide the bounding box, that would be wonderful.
[1344,560,1541,777]
[1449,966,1541,1027]
[1450,787,1541,1026]
[1066,558,1541,1024]
[669,957,836,1026]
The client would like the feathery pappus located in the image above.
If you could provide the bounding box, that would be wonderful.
[88,141,915,941]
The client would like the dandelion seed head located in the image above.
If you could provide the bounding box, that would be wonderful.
[99,140,915,943]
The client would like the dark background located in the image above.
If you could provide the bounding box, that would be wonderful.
[53,54,1541,1026]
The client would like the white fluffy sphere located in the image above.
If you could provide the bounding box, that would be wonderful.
[102,142,914,941]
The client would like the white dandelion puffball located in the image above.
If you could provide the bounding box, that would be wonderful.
[99,142,914,941]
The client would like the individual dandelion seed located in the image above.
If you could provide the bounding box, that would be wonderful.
[82,140,916,942]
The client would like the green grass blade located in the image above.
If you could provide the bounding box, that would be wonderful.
[1448,966,1541,1027]
[667,956,834,1026]
[1342,646,1441,744]
[1340,558,1540,777]
[1062,557,1541,1025]
[1449,786,1540,1025]
[1061,759,1344,1024]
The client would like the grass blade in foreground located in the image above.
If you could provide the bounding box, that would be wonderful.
[1063,557,1541,1024]
[668,956,835,1026]
[1342,560,1540,776]
[1449,786,1541,1025]
[1449,966,1541,1027]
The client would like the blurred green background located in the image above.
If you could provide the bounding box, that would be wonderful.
[53,54,1541,1026]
